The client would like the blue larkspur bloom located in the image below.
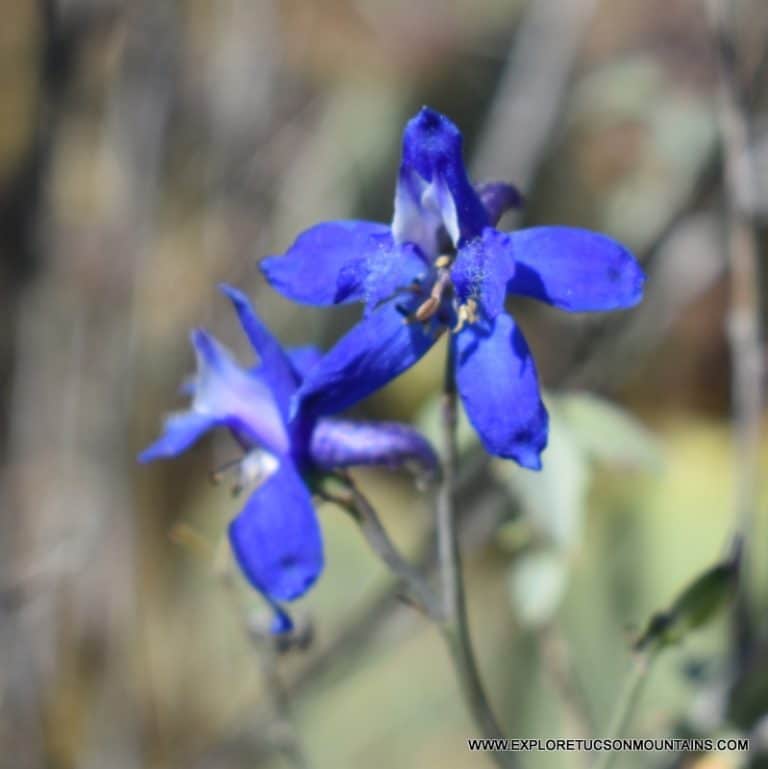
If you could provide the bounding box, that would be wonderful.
[139,285,437,631]
[261,107,646,470]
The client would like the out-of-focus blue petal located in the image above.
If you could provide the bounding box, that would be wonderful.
[454,313,548,469]
[475,182,524,225]
[505,227,646,312]
[228,459,323,602]
[192,329,289,455]
[219,284,298,416]
[309,418,438,475]
[268,603,294,634]
[287,345,323,380]
[451,229,516,319]
[293,302,439,418]
[392,107,488,252]
[260,220,390,305]
[138,411,218,462]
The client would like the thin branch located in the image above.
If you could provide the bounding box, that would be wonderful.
[321,474,443,620]
[436,344,518,768]
[706,0,764,547]
[220,571,312,769]
[706,0,765,667]
[538,622,595,745]
[593,650,658,769]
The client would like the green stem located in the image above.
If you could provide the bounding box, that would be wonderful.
[436,341,517,769]
[594,650,657,769]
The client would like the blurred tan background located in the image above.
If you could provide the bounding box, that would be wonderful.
[0,1,767,768]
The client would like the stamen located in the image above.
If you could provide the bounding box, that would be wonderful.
[409,270,452,324]
[453,298,479,333]
[414,296,440,323]
[434,254,452,269]
[208,450,278,497]
[208,457,242,485]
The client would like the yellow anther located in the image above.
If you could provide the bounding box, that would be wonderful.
[414,295,440,323]
[435,254,452,269]
[453,298,478,333]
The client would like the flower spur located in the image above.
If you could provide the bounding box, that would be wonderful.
[261,107,646,469]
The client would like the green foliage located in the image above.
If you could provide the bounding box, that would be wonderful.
[634,560,737,652]
[494,392,660,627]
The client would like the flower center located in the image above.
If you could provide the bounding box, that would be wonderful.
[406,252,478,333]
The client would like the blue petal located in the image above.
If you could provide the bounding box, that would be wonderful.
[228,459,323,602]
[392,107,488,252]
[219,284,298,416]
[309,418,438,475]
[452,228,516,319]
[268,604,294,634]
[361,238,428,314]
[191,329,289,455]
[260,220,390,305]
[475,182,523,225]
[138,411,218,462]
[293,302,439,417]
[287,345,323,380]
[454,313,548,469]
[505,227,646,311]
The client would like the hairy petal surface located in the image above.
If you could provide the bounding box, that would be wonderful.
[310,418,438,476]
[361,237,428,314]
[228,460,323,602]
[505,227,646,311]
[261,220,390,305]
[454,313,548,469]
[452,228,516,319]
[293,302,438,418]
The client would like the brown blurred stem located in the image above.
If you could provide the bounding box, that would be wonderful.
[327,348,516,767]
[594,649,658,769]
[538,622,595,745]
[220,571,312,769]
[436,343,517,768]
[706,0,765,653]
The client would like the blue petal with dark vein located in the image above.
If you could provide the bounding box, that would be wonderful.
[505,227,646,312]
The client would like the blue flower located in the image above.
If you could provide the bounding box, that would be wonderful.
[261,107,646,470]
[139,285,437,631]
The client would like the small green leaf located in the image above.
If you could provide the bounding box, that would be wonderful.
[635,560,736,651]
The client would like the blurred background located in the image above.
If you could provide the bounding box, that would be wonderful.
[0,0,766,767]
